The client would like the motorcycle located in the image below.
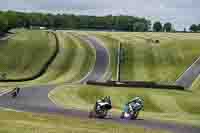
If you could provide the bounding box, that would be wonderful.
[120,102,143,120]
[12,91,17,98]
[11,87,20,98]
[89,97,112,119]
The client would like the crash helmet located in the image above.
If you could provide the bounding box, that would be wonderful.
[136,97,143,105]
[106,96,111,100]
[104,96,110,102]
[133,96,143,104]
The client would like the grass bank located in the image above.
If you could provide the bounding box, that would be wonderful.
[0,29,56,80]
[50,84,200,126]
[0,109,167,133]
[83,31,200,82]
[0,30,95,86]
[117,32,200,82]
[32,31,95,83]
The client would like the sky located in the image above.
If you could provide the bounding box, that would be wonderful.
[1,0,200,30]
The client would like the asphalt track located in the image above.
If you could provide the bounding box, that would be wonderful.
[0,85,199,133]
[176,56,200,88]
[0,35,200,133]
[75,35,109,83]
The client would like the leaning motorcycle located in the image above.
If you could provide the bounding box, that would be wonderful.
[120,102,143,120]
[11,87,20,98]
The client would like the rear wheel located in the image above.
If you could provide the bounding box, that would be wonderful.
[130,112,139,120]
[130,115,136,120]
[135,112,139,119]
[89,111,95,118]
[98,111,107,119]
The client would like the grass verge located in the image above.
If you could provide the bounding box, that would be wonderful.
[84,31,200,82]
[0,109,167,133]
[31,31,95,83]
[0,29,56,80]
[50,84,200,126]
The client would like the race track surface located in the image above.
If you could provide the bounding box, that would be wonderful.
[77,35,109,83]
[176,57,200,88]
[0,86,199,133]
[0,34,199,133]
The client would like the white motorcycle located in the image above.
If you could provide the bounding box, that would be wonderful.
[89,97,112,119]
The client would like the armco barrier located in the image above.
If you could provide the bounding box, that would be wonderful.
[120,81,156,86]
[87,80,185,90]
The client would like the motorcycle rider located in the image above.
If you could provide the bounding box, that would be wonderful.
[11,87,20,98]
[89,96,112,118]
[127,97,144,110]
[95,96,112,112]
[121,96,144,119]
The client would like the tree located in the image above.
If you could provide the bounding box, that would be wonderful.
[0,15,8,32]
[5,11,18,29]
[163,22,172,32]
[189,24,198,32]
[145,20,152,31]
[198,24,200,31]
[132,22,146,32]
[184,28,187,32]
[153,21,162,32]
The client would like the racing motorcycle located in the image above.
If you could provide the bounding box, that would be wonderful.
[11,87,20,98]
[89,96,112,119]
[120,99,143,120]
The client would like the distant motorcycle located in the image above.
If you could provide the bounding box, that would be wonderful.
[89,96,112,119]
[120,97,144,120]
[11,87,20,98]
[12,91,17,98]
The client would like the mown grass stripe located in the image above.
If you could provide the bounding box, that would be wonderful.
[148,93,184,113]
[93,34,120,80]
[64,34,87,81]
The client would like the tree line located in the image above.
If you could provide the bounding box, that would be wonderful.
[0,10,177,33]
[189,24,200,32]
[0,10,151,33]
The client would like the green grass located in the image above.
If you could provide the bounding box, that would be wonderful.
[191,75,200,93]
[1,30,200,129]
[83,31,200,82]
[29,31,95,84]
[50,84,200,126]
[118,33,200,82]
[0,29,56,80]
[0,109,167,133]
[49,31,200,126]
[0,87,12,94]
[0,30,95,86]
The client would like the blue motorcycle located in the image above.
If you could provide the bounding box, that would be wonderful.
[120,97,144,120]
